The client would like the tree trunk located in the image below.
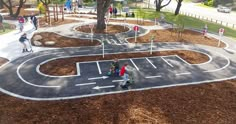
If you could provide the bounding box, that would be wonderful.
[13,0,25,18]
[96,0,112,30]
[155,0,161,12]
[0,0,3,9]
[175,0,182,15]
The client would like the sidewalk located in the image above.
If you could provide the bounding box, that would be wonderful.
[0,20,52,61]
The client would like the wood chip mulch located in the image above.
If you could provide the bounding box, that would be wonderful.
[127,29,226,48]
[75,24,129,34]
[0,79,235,123]
[32,32,101,47]
[40,50,209,76]
[39,18,81,27]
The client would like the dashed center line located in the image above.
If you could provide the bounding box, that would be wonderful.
[175,72,191,76]
[145,75,162,79]
[75,82,96,86]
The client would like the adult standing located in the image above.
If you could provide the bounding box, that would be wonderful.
[0,14,5,32]
[30,13,38,30]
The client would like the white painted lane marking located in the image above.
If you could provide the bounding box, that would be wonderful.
[130,59,139,71]
[161,57,174,67]
[76,62,81,76]
[175,72,191,76]
[145,58,157,69]
[93,85,115,90]
[17,53,62,88]
[96,61,102,74]
[75,82,96,86]
[145,75,162,79]
[203,51,230,73]
[175,55,191,65]
[88,76,109,80]
[112,80,124,82]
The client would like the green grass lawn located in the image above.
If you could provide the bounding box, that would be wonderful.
[134,9,236,39]
[0,23,14,35]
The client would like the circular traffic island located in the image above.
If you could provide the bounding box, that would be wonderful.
[75,24,130,34]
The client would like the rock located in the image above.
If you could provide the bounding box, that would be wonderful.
[45,41,56,46]
[33,35,43,41]
[34,41,42,46]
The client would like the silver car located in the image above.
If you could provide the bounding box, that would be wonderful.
[217,6,231,13]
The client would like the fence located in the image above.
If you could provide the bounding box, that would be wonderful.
[163,8,236,29]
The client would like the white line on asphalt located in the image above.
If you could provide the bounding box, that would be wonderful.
[175,55,191,65]
[145,75,162,79]
[145,58,157,69]
[130,59,139,71]
[93,85,115,90]
[112,80,124,82]
[175,72,191,76]
[203,51,230,73]
[96,61,102,74]
[76,62,81,76]
[75,82,96,86]
[17,53,62,88]
[161,57,174,67]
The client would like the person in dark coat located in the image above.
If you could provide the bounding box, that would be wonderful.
[30,13,38,30]
[113,7,117,17]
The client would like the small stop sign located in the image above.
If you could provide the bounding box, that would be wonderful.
[89,24,94,28]
[133,26,139,31]
[219,28,224,35]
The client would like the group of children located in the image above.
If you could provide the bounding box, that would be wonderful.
[108,58,134,89]
[108,6,118,17]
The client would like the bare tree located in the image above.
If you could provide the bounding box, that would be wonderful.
[154,0,171,12]
[2,0,26,18]
[39,0,51,8]
[96,0,112,30]
[175,0,183,15]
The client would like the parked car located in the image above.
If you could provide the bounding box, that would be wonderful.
[217,6,231,13]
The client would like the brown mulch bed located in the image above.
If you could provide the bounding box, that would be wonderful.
[127,29,226,48]
[75,24,129,34]
[40,50,209,76]
[39,18,81,27]
[0,79,235,123]
[0,57,9,66]
[32,32,101,47]
[110,19,155,26]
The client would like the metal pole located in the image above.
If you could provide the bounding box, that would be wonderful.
[91,28,93,42]
[218,34,221,47]
[135,30,137,43]
[103,41,105,58]
[150,39,153,54]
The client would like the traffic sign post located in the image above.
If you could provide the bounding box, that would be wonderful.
[89,24,94,42]
[133,26,139,43]
[102,38,105,58]
[105,18,109,33]
[155,18,158,25]
[150,35,155,54]
[218,28,224,47]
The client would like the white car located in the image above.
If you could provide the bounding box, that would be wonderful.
[217,6,231,13]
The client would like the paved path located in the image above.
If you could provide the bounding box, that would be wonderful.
[0,16,236,100]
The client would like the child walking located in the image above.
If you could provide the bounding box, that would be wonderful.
[19,33,29,53]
